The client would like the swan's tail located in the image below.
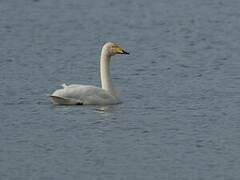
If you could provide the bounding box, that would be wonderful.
[62,83,68,88]
[49,95,83,105]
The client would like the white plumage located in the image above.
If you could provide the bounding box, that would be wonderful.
[50,42,129,105]
[51,84,118,105]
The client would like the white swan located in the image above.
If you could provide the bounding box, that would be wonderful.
[50,42,129,105]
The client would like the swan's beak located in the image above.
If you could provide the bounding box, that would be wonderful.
[122,50,130,55]
[115,47,130,55]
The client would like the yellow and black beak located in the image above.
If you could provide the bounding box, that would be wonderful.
[115,47,130,55]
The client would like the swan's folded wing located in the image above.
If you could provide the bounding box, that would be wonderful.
[51,84,119,105]
[50,95,83,105]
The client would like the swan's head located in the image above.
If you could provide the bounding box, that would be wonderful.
[102,42,129,56]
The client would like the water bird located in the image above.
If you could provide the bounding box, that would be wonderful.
[50,42,129,105]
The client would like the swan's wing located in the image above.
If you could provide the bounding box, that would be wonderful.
[51,84,119,105]
[50,95,83,105]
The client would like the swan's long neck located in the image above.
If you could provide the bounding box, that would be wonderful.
[100,50,116,97]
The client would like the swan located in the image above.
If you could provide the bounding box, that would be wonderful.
[50,42,129,105]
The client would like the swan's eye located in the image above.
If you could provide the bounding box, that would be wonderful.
[112,46,122,53]
[112,45,119,51]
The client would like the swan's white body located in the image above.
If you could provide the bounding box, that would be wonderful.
[50,42,129,105]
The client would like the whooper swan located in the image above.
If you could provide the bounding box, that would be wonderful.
[50,42,129,105]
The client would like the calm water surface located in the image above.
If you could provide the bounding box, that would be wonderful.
[1,0,240,180]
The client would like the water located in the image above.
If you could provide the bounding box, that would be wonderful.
[1,0,240,179]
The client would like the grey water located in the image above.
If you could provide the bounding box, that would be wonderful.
[1,0,240,179]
